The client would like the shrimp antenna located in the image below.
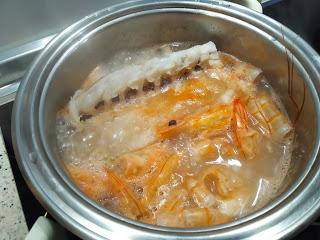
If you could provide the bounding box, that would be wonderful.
[281,26,305,125]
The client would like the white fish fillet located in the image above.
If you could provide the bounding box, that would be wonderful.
[68,41,218,122]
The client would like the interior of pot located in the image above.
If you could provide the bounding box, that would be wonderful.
[41,10,317,224]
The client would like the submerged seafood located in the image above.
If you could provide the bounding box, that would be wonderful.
[57,41,293,227]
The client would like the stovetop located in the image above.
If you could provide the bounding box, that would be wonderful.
[0,0,320,239]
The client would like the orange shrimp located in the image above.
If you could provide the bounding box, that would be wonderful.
[232,98,259,160]
[143,154,179,205]
[106,169,145,217]
[246,94,292,141]
[66,164,108,199]
[200,165,244,199]
[119,144,172,182]
[159,188,188,212]
[157,105,232,139]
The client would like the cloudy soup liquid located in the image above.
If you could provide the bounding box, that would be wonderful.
[56,43,293,227]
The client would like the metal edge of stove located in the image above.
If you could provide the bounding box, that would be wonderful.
[0,35,55,65]
[0,81,20,106]
[0,34,56,105]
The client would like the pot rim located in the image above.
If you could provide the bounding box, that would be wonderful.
[12,1,320,239]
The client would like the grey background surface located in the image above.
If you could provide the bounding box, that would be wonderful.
[0,0,120,53]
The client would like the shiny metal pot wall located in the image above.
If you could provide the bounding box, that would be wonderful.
[12,0,320,239]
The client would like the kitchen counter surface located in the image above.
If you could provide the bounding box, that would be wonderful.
[0,128,28,240]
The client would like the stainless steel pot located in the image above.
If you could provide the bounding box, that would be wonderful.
[12,0,320,239]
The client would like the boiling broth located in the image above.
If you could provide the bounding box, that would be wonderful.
[56,42,293,227]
